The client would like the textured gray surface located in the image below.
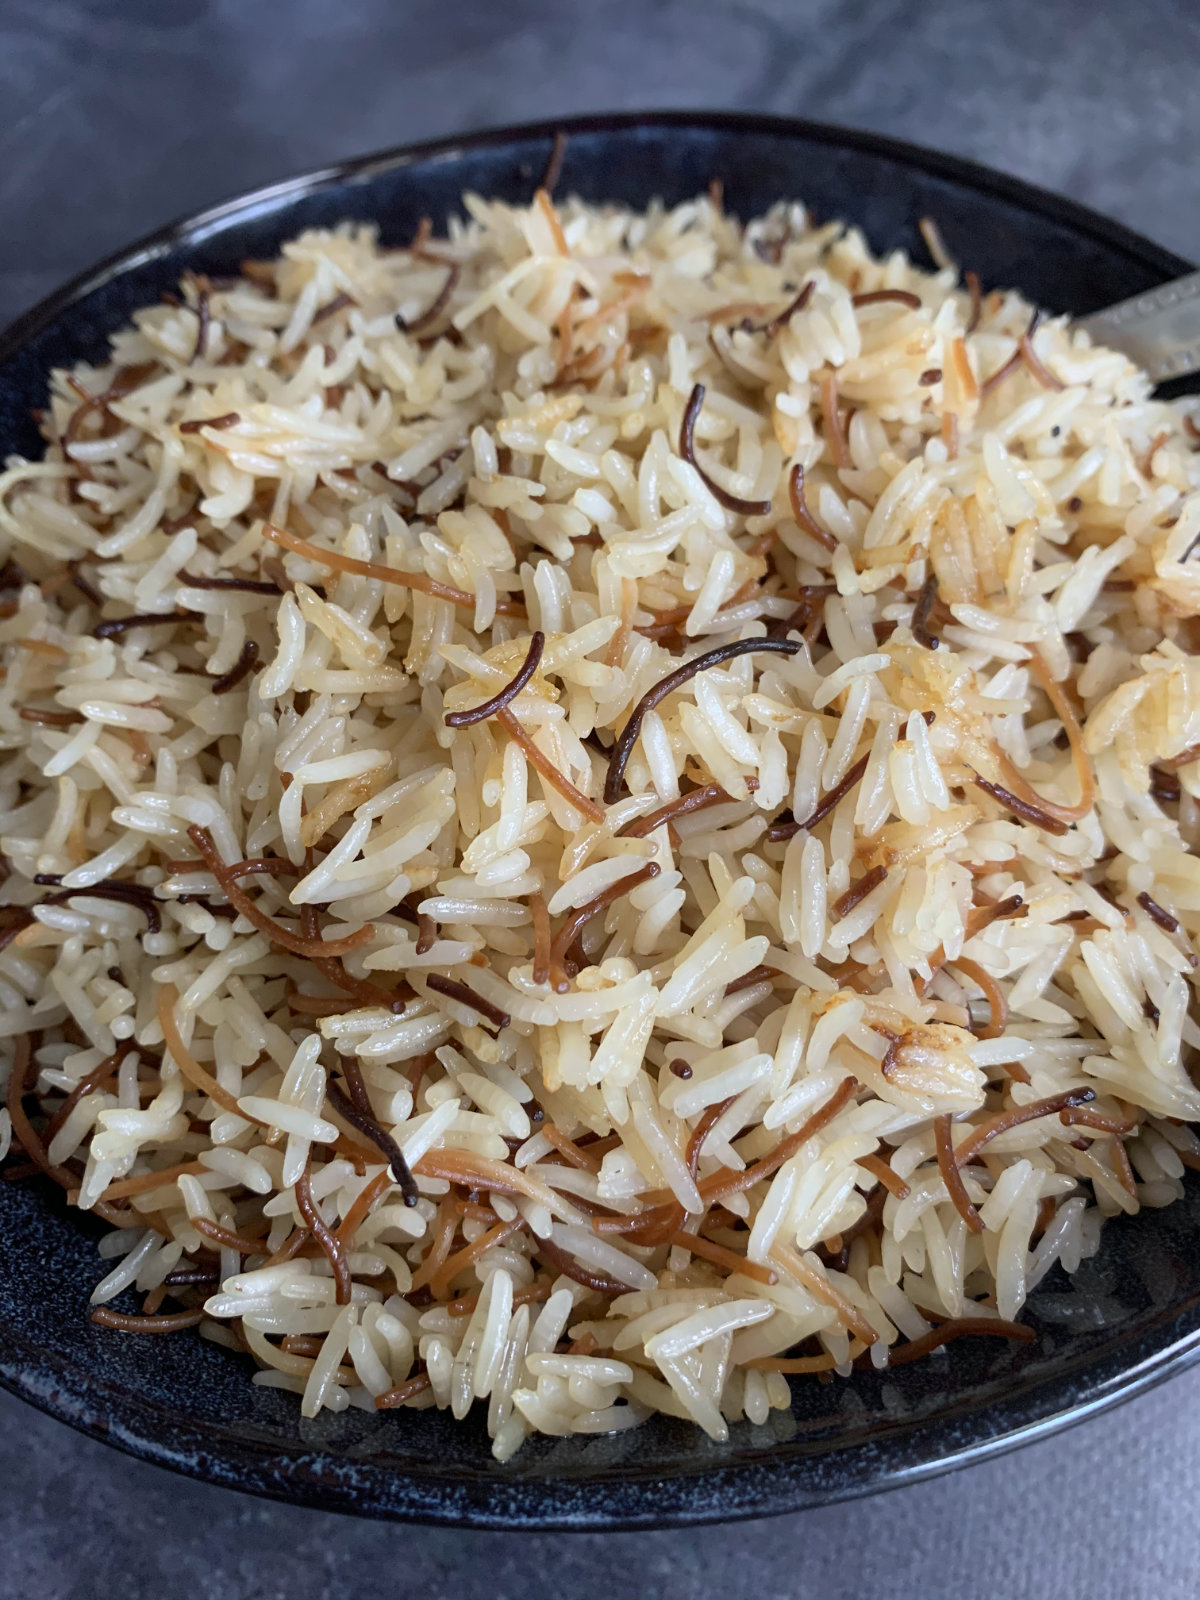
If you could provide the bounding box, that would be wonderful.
[1,0,1199,328]
[2,1370,1199,1599]
[1,0,1199,1592]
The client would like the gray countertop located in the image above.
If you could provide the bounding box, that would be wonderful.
[2,1,1199,1594]
[3,1367,1198,1600]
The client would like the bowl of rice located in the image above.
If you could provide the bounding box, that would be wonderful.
[1,111,1199,1529]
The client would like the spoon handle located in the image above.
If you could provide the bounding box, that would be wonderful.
[1076,271,1200,383]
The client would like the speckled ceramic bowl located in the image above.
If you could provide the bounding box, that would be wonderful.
[1,112,1197,1530]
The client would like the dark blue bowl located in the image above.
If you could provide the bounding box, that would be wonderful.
[1,112,1197,1531]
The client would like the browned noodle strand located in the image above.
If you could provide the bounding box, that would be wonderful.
[603,637,803,803]
[395,260,461,335]
[1109,1135,1138,1197]
[980,309,1065,398]
[496,707,605,823]
[99,1160,207,1202]
[881,1317,1035,1367]
[820,373,849,468]
[740,280,814,336]
[447,1282,551,1319]
[188,275,211,362]
[408,1195,458,1292]
[429,1216,524,1298]
[1019,310,1065,391]
[686,1095,738,1182]
[264,1228,310,1267]
[412,1147,575,1214]
[338,1056,372,1117]
[947,954,1008,1041]
[858,1152,910,1200]
[701,1077,860,1205]
[187,825,375,957]
[770,1240,877,1344]
[262,523,527,616]
[833,864,888,919]
[61,559,100,608]
[534,1232,629,1296]
[42,1051,122,1143]
[851,289,922,309]
[155,983,247,1119]
[546,861,662,991]
[4,1034,70,1191]
[679,383,774,516]
[767,751,871,842]
[1060,1105,1138,1136]
[164,853,298,880]
[179,412,239,434]
[724,963,777,996]
[0,910,35,954]
[953,1088,1096,1168]
[979,334,1024,399]
[62,362,160,458]
[541,129,568,195]
[444,631,545,727]
[745,1351,841,1374]
[294,1161,352,1305]
[541,1124,601,1171]
[325,1080,419,1207]
[787,462,838,551]
[1137,891,1180,933]
[620,777,758,838]
[374,1372,433,1409]
[668,1229,778,1284]
[91,1307,205,1334]
[425,973,511,1030]
[937,918,1022,1005]
[534,189,569,256]
[529,891,551,986]
[911,571,941,649]
[972,776,1070,836]
[317,958,409,1013]
[30,873,162,934]
[935,1113,983,1233]
[18,706,83,727]
[600,1077,860,1245]
[969,894,1027,933]
[93,609,199,639]
[313,290,355,325]
[1018,651,1096,822]
[191,1217,269,1255]
[164,1267,220,1288]
[286,989,356,1018]
[210,639,260,694]
[178,568,280,595]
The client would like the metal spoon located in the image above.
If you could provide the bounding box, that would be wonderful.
[1075,271,1200,383]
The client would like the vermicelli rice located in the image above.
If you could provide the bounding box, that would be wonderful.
[2,184,1199,1458]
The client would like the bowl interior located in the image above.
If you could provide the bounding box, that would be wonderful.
[1,113,1197,1530]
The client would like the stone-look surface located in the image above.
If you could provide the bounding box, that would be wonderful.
[2,1369,1199,1599]
[1,0,1198,326]
[1,0,1198,1593]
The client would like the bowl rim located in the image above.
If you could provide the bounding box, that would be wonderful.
[0,108,1197,1531]
[0,108,1191,362]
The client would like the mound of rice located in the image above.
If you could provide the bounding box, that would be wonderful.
[1,183,1199,1459]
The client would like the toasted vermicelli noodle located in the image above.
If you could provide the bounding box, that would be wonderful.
[2,187,1199,1458]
